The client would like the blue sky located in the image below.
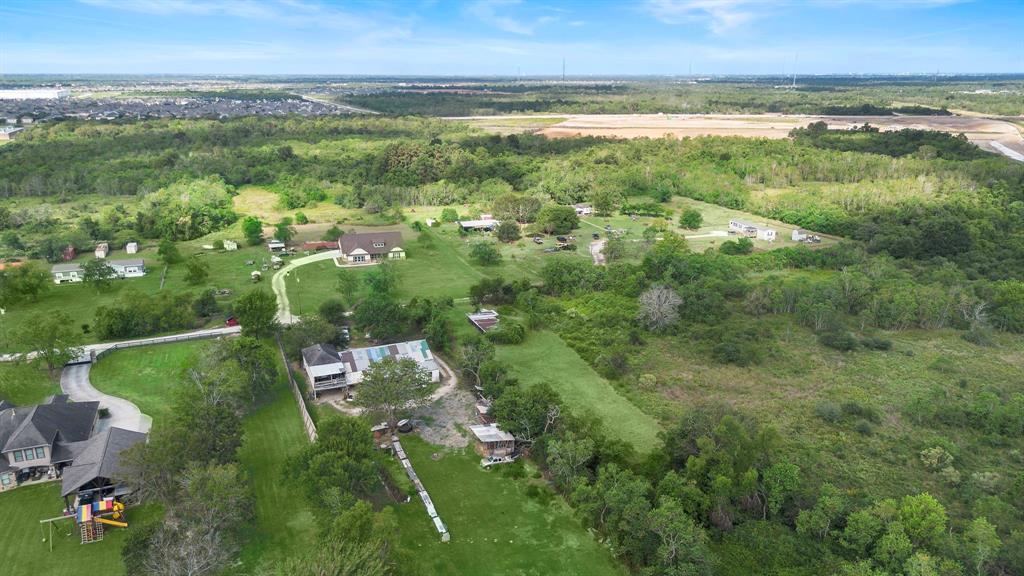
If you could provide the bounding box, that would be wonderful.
[1,0,1022,75]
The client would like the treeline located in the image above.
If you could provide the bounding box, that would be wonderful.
[119,337,279,575]
[791,122,989,160]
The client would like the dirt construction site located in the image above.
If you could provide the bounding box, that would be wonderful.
[520,114,1024,161]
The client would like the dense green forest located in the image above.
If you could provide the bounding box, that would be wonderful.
[339,78,1024,116]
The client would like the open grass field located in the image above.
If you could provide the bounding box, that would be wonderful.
[496,331,662,453]
[389,435,624,576]
[235,378,317,571]
[537,113,1024,160]
[89,340,208,425]
[632,314,1024,521]
[283,221,590,314]
[0,483,162,576]
[0,362,59,405]
[580,196,837,253]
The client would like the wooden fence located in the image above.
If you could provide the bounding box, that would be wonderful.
[275,335,318,443]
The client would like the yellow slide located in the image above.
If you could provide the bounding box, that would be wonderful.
[95,517,128,528]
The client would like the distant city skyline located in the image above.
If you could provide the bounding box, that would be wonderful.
[1,0,1022,75]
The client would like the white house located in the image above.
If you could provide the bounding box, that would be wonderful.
[51,263,84,284]
[574,203,593,216]
[301,344,347,398]
[94,243,109,259]
[338,231,405,264]
[125,242,139,254]
[729,220,777,242]
[457,216,499,231]
[223,240,238,251]
[108,259,146,278]
[792,229,808,242]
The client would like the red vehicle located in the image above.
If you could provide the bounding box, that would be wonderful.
[225,316,239,327]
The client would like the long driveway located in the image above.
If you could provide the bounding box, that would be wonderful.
[271,249,343,325]
[61,363,152,433]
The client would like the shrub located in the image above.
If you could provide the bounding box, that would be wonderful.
[720,237,754,255]
[816,401,842,423]
[860,336,892,351]
[842,401,881,424]
[854,419,874,435]
[470,241,501,266]
[294,211,309,224]
[487,321,526,344]
[440,207,459,223]
[819,330,858,351]
[678,208,703,230]
[322,225,343,242]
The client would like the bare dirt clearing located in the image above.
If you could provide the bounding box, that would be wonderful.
[533,113,1024,161]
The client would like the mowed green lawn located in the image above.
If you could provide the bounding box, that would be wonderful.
[236,379,317,570]
[89,340,208,425]
[497,331,661,453]
[0,483,162,576]
[390,436,624,576]
[0,362,60,405]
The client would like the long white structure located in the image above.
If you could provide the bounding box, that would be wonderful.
[0,88,70,100]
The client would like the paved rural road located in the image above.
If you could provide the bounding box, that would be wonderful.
[272,249,343,325]
[0,325,242,363]
[61,363,152,433]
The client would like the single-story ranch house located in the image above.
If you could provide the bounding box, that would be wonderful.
[301,339,440,398]
[338,231,406,264]
[50,259,146,284]
[729,219,777,242]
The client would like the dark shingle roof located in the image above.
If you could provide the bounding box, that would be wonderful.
[339,231,404,256]
[1,397,98,452]
[301,343,342,367]
[60,427,147,497]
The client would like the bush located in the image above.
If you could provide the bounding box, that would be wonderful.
[440,208,459,223]
[860,336,892,350]
[322,225,343,242]
[487,321,526,344]
[842,401,881,424]
[679,208,703,230]
[720,237,754,255]
[816,401,842,423]
[819,330,858,351]
[470,241,501,266]
[294,211,309,224]
[318,298,347,326]
[854,419,874,435]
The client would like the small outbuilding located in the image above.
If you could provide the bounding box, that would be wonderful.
[267,240,286,252]
[94,243,109,259]
[223,240,238,251]
[125,242,139,254]
[468,424,515,458]
[467,309,500,333]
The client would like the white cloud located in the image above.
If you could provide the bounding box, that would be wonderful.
[644,0,760,34]
[466,0,559,35]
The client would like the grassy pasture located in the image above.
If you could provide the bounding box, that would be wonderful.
[0,362,59,405]
[497,331,662,453]
[633,315,1024,521]
[88,340,208,425]
[389,435,624,576]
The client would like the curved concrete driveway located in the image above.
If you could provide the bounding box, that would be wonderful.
[272,250,343,325]
[61,363,152,433]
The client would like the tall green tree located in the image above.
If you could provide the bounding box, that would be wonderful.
[242,216,264,246]
[183,256,210,285]
[82,258,117,292]
[13,312,83,379]
[157,238,182,265]
[234,288,279,337]
[354,357,432,430]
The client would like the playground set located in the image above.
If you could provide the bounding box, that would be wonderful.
[39,497,129,547]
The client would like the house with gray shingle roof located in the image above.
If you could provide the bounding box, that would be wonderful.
[337,231,405,264]
[60,427,147,499]
[0,395,99,492]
